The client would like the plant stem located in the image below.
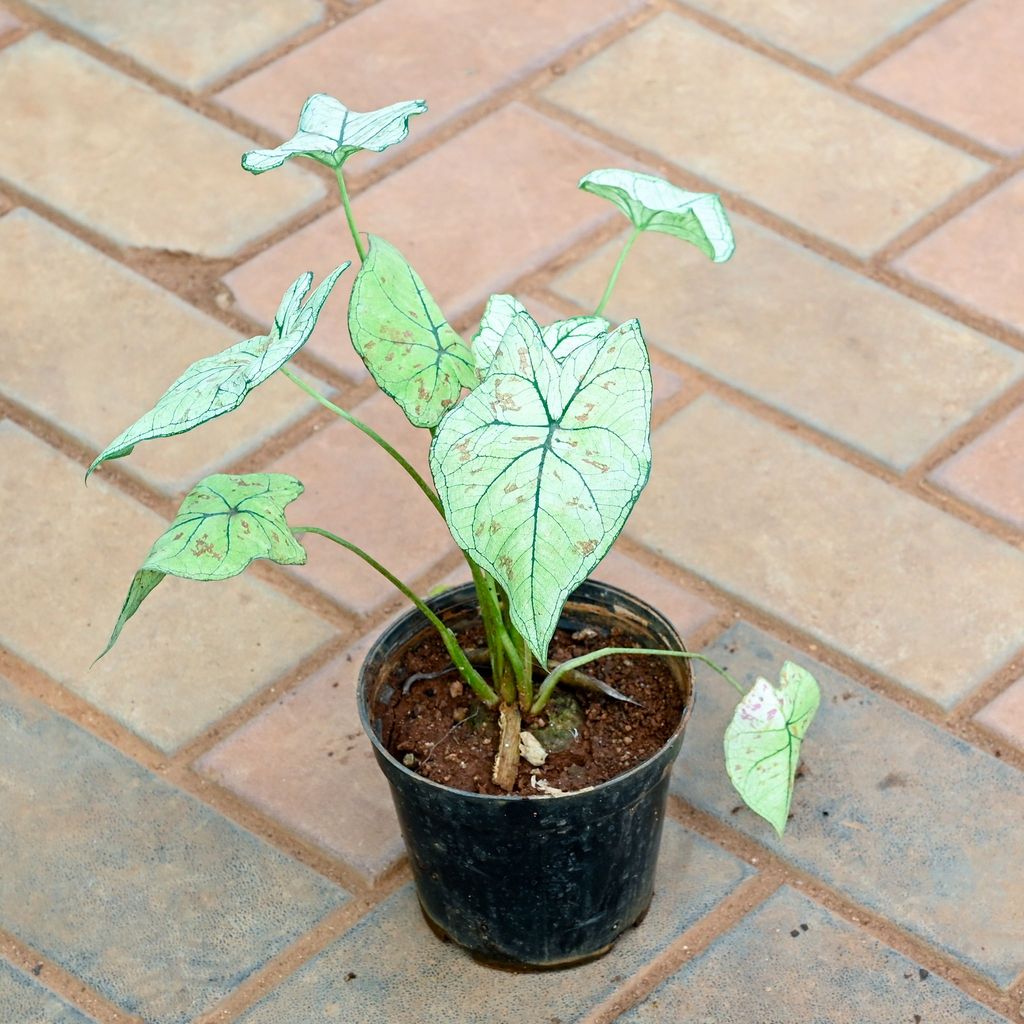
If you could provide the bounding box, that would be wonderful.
[493,703,521,792]
[293,525,497,706]
[335,166,367,262]
[469,560,513,703]
[518,630,533,713]
[283,370,521,700]
[281,367,444,515]
[593,226,641,317]
[531,647,745,716]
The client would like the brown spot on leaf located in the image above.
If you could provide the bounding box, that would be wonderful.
[583,458,610,473]
[576,539,597,555]
[492,389,520,413]
[192,534,221,559]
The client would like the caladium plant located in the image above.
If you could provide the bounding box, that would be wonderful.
[89,93,819,835]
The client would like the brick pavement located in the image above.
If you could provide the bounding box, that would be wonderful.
[1,1,1022,1021]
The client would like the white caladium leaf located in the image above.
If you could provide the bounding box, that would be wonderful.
[541,316,612,358]
[724,661,821,836]
[241,94,427,173]
[431,310,652,661]
[579,168,735,262]
[471,293,610,381]
[349,235,476,428]
[87,266,348,477]
[472,294,528,382]
[99,474,307,659]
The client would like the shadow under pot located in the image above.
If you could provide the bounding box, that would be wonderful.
[357,578,694,969]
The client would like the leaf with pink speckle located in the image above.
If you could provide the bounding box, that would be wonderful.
[98,473,307,661]
[724,661,820,836]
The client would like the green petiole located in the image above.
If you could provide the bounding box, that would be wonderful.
[593,225,641,317]
[532,646,745,716]
[335,166,367,262]
[293,525,498,707]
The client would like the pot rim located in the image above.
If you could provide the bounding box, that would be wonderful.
[357,578,695,805]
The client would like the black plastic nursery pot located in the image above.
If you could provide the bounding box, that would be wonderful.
[357,579,695,969]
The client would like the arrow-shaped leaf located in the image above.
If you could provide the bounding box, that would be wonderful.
[88,266,348,478]
[579,168,735,262]
[724,661,821,836]
[430,310,652,661]
[471,293,609,381]
[348,235,476,428]
[242,94,427,173]
[99,473,307,659]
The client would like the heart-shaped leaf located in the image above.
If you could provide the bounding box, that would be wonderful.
[724,661,821,836]
[87,266,348,478]
[579,168,735,262]
[471,293,609,381]
[88,262,344,473]
[430,310,652,661]
[98,474,307,659]
[349,235,476,428]
[241,94,427,173]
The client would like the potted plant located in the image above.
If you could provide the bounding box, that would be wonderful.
[89,94,820,968]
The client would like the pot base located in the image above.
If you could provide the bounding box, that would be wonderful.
[416,895,654,971]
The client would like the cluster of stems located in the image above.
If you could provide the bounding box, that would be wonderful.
[283,163,744,740]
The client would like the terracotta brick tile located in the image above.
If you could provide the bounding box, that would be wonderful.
[896,172,1024,333]
[630,396,1024,707]
[217,0,641,151]
[1,675,346,1023]
[269,391,457,613]
[859,0,1024,154]
[0,209,322,495]
[0,35,323,256]
[974,676,1024,751]
[625,887,1008,1022]
[0,423,335,752]
[0,960,94,1024]
[545,13,986,256]
[676,625,1024,986]
[555,218,1024,469]
[930,405,1024,528]
[23,0,323,90]
[0,6,19,41]
[592,550,718,640]
[682,0,945,71]
[223,103,631,368]
[198,631,404,881]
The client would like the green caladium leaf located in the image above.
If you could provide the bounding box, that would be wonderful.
[349,235,476,428]
[471,293,609,381]
[87,266,348,478]
[724,661,821,836]
[431,310,652,661]
[241,94,427,173]
[579,168,735,262]
[99,474,307,659]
